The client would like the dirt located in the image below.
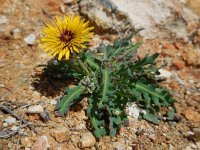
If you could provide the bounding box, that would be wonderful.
[0,0,200,150]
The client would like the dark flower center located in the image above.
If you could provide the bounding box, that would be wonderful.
[60,30,74,43]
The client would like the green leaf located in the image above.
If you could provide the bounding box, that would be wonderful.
[91,117,107,138]
[132,53,159,69]
[56,86,84,115]
[109,116,122,137]
[135,82,165,100]
[84,52,100,71]
[98,68,113,108]
[143,112,160,125]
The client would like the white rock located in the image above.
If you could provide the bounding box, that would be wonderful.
[173,74,185,85]
[32,136,50,150]
[24,34,36,45]
[190,143,197,149]
[13,28,21,33]
[11,125,18,131]
[63,0,74,4]
[188,79,195,83]
[196,142,200,149]
[0,83,5,88]
[59,4,65,13]
[0,15,9,25]
[80,0,199,39]
[50,99,57,105]
[113,141,127,150]
[12,28,22,39]
[27,105,44,114]
[4,117,16,124]
[125,103,140,119]
[156,69,172,79]
[75,123,86,130]
[79,132,96,148]
[3,122,8,127]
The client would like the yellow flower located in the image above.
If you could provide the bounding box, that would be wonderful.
[40,16,93,60]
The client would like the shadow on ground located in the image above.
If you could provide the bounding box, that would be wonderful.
[32,59,79,97]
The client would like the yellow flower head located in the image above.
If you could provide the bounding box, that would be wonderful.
[40,16,94,60]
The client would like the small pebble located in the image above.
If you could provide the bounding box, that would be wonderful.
[188,79,195,83]
[27,105,44,114]
[4,117,16,124]
[32,136,50,150]
[12,28,22,39]
[156,69,172,79]
[50,99,57,105]
[21,137,32,147]
[24,34,36,45]
[63,0,74,4]
[113,141,127,150]
[11,125,18,131]
[59,4,65,13]
[125,103,140,119]
[79,132,96,148]
[51,127,70,143]
[0,83,5,88]
[3,122,8,127]
[0,15,9,25]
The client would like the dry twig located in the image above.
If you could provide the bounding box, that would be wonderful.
[0,104,36,138]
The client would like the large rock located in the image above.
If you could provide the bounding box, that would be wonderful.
[187,0,200,16]
[80,0,199,39]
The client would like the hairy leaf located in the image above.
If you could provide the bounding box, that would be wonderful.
[56,86,84,115]
[143,112,160,125]
[91,117,107,138]
[84,52,100,71]
[98,68,113,108]
[132,53,159,69]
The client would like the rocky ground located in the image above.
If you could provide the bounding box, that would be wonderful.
[0,0,200,149]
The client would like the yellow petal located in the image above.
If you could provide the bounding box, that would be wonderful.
[65,49,70,60]
[73,46,79,53]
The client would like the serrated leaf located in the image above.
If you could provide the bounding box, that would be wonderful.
[56,86,84,115]
[84,52,100,71]
[109,117,119,137]
[91,117,106,138]
[132,53,159,69]
[143,113,160,125]
[120,42,142,59]
[135,82,166,103]
[98,68,113,108]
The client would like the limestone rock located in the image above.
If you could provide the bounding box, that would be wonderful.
[51,127,70,143]
[79,0,199,39]
[125,103,140,119]
[24,34,36,45]
[0,15,9,25]
[156,69,172,80]
[4,117,16,124]
[27,105,44,114]
[79,132,96,148]
[32,136,50,150]
[21,137,33,148]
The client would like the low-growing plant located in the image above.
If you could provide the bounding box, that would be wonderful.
[40,16,175,138]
